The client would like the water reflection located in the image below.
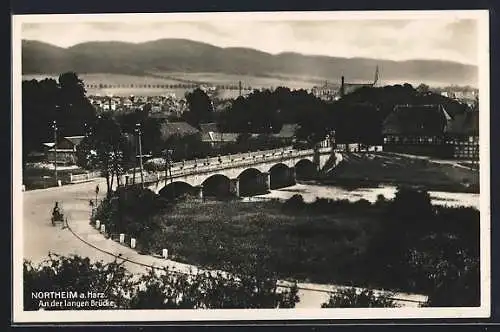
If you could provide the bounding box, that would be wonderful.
[251,184,480,210]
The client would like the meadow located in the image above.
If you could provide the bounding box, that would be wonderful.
[153,72,324,89]
[22,72,324,97]
[137,198,379,285]
[327,152,479,193]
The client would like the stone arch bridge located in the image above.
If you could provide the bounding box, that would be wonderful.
[126,147,339,199]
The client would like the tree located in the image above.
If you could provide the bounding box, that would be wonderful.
[425,254,480,307]
[389,186,435,225]
[407,244,480,307]
[221,87,331,140]
[363,187,436,290]
[77,114,130,194]
[295,106,332,145]
[22,72,96,165]
[75,135,98,170]
[416,83,431,94]
[92,186,167,243]
[22,78,59,163]
[321,287,399,308]
[183,88,214,128]
[361,187,479,304]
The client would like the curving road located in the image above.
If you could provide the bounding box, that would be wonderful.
[21,179,426,308]
[22,179,195,276]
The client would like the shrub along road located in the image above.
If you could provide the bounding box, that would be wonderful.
[20,179,426,308]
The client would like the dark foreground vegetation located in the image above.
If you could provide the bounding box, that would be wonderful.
[24,254,395,309]
[24,254,299,310]
[92,186,480,307]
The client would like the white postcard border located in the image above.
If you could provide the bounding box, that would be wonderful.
[12,10,491,323]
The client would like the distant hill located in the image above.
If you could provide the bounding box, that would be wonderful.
[22,39,478,87]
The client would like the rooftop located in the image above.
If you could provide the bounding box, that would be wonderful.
[64,136,85,146]
[383,104,452,136]
[272,124,299,139]
[201,132,240,143]
[447,110,479,135]
[199,122,219,133]
[159,122,200,141]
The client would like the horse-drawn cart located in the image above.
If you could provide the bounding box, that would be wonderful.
[51,203,68,228]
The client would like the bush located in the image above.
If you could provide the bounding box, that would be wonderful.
[321,287,399,308]
[24,254,134,310]
[375,194,388,207]
[93,186,168,238]
[24,254,300,310]
[389,186,435,222]
[407,245,480,307]
[130,268,299,309]
[282,194,305,211]
[353,199,372,210]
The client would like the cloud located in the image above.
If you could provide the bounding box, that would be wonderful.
[20,17,479,64]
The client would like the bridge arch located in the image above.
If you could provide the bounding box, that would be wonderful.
[295,159,317,180]
[158,181,195,200]
[201,174,232,198]
[269,163,295,189]
[236,167,262,179]
[237,167,268,197]
[268,162,289,173]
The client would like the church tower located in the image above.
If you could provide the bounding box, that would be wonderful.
[373,65,379,87]
[340,76,345,97]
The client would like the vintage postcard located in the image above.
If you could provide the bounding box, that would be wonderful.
[12,10,490,323]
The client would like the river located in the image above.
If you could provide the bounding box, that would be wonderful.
[250,183,480,210]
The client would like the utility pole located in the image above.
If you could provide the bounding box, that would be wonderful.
[135,123,144,188]
[52,120,58,186]
[168,149,173,183]
[108,94,113,112]
[163,149,173,186]
[132,134,137,185]
[164,149,168,187]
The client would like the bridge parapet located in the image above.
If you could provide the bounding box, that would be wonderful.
[122,147,330,186]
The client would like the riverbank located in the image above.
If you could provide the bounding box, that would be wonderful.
[253,183,480,210]
[326,152,479,193]
[118,193,479,305]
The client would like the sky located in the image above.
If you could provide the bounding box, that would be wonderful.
[20,13,480,65]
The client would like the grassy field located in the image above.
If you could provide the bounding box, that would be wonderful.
[155,72,323,89]
[93,181,479,305]
[130,194,479,299]
[144,199,379,285]
[22,72,322,97]
[328,152,479,193]
[23,166,87,190]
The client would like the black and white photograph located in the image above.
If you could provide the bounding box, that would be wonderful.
[12,10,490,322]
